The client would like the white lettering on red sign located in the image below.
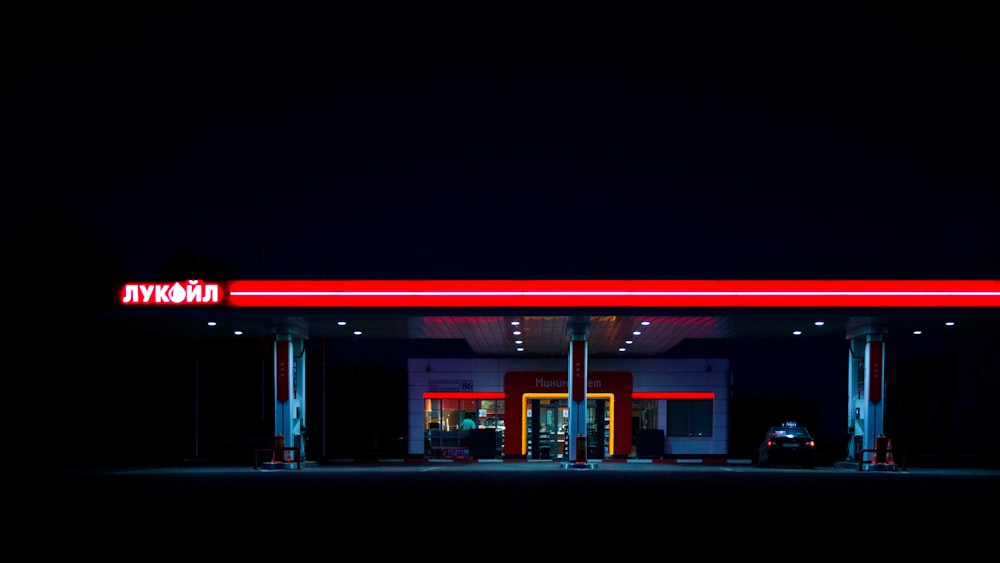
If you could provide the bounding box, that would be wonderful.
[532,378,601,389]
[121,280,222,305]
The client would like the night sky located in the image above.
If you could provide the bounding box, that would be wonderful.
[7,5,997,282]
[6,6,998,463]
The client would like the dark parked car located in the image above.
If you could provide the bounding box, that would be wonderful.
[757,421,816,468]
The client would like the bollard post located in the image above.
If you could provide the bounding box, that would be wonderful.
[874,434,888,464]
[273,434,285,463]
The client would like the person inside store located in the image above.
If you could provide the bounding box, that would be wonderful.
[460,413,477,431]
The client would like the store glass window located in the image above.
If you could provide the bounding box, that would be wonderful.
[425,398,506,456]
[666,399,713,437]
[634,399,658,430]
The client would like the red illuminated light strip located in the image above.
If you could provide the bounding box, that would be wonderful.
[632,392,714,400]
[226,280,1000,308]
[423,392,712,400]
[423,392,505,399]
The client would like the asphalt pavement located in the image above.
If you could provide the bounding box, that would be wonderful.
[24,460,998,555]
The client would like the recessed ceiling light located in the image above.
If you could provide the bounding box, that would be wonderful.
[640,320,651,326]
[814,321,825,326]
[353,330,363,336]
[207,321,217,327]
[511,320,520,326]
[632,331,641,336]
[912,330,922,335]
[625,340,633,344]
[945,321,955,326]
[515,340,523,344]
[337,321,347,326]
[233,330,243,336]
[618,347,627,352]
[793,330,802,335]
[516,347,524,352]
[513,330,522,335]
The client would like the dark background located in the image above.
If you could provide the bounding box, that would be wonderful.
[6,5,997,466]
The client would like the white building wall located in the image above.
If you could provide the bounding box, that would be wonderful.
[629,358,730,456]
[407,357,730,457]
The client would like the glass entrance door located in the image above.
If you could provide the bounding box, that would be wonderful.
[521,394,615,458]
[527,399,567,459]
[587,399,608,458]
[526,399,610,459]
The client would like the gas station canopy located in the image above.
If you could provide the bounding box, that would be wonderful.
[107,279,1000,357]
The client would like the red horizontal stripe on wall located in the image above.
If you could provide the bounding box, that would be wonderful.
[632,392,715,400]
[423,392,505,399]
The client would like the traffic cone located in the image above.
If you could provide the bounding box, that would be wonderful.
[886,439,895,465]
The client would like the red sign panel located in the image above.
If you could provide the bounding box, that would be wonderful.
[120,280,223,305]
[503,371,633,458]
[276,343,289,402]
[869,340,883,404]
[571,341,586,402]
